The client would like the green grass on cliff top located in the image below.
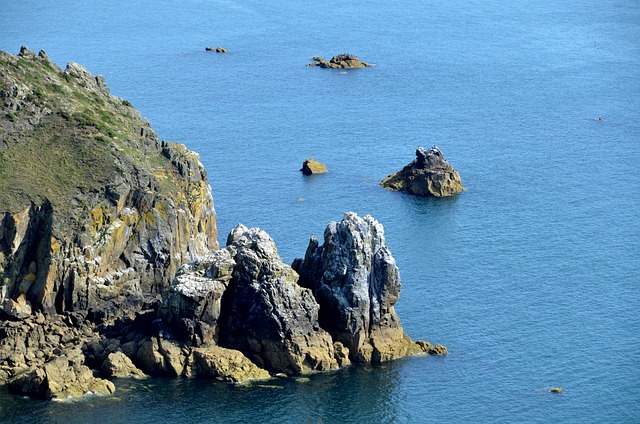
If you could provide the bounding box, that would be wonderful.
[0,51,173,215]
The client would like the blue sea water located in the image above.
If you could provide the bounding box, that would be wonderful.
[1,0,640,422]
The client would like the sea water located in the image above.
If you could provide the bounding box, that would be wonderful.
[1,0,639,422]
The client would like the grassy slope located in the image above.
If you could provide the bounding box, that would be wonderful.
[0,50,171,216]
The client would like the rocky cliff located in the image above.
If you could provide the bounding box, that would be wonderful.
[0,48,445,400]
[381,146,463,197]
[0,47,218,317]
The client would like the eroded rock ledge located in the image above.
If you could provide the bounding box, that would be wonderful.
[381,146,463,197]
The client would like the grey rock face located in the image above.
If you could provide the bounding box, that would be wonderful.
[295,212,419,362]
[159,249,235,345]
[218,225,337,374]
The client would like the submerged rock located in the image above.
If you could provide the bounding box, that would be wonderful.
[301,158,328,175]
[307,54,372,69]
[381,146,463,197]
[294,212,422,363]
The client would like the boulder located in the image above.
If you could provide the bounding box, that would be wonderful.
[218,225,338,374]
[381,146,463,197]
[307,54,372,69]
[301,158,328,175]
[295,212,421,363]
[9,354,115,399]
[101,351,145,378]
[2,294,32,320]
[135,337,189,377]
[191,345,270,382]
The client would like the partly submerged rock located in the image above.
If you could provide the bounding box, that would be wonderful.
[416,340,448,356]
[101,351,145,378]
[294,212,421,363]
[381,146,463,197]
[9,353,115,400]
[301,158,328,175]
[191,345,270,382]
[307,54,372,69]
[206,47,228,53]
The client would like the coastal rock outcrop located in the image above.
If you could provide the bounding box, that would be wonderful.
[0,47,447,401]
[301,158,328,175]
[307,54,372,69]
[294,212,422,363]
[381,146,463,197]
[8,351,115,400]
[218,225,338,374]
[0,46,218,317]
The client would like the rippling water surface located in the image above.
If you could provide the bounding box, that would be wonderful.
[1,0,639,422]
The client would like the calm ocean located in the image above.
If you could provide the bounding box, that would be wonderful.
[1,0,639,422]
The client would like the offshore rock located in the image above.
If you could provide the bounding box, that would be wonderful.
[0,47,218,316]
[301,158,328,175]
[307,54,372,69]
[218,225,337,374]
[381,146,463,197]
[295,212,421,363]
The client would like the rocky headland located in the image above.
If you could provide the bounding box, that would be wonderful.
[307,54,372,69]
[381,146,464,197]
[0,47,445,400]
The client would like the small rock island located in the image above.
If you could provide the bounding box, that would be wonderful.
[307,54,372,69]
[381,146,464,197]
[0,47,445,401]
[301,158,328,175]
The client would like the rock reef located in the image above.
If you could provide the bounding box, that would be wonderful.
[307,54,372,69]
[381,146,463,197]
[0,48,445,400]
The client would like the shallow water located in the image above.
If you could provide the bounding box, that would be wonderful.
[1,0,640,422]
